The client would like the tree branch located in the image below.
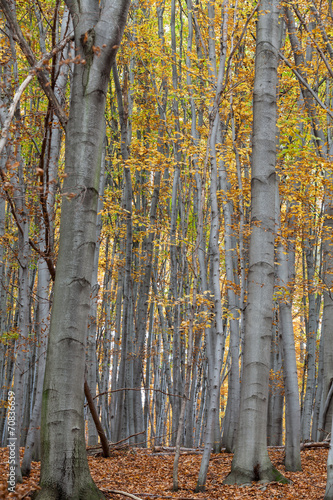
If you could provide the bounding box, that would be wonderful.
[293,5,333,79]
[279,51,333,120]
[310,1,333,60]
[84,378,110,458]
[0,32,75,281]
[0,162,56,280]
[89,386,188,402]
[0,0,72,129]
[108,491,144,500]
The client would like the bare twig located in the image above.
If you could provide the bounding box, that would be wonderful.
[210,3,258,117]
[110,431,146,448]
[279,51,333,120]
[310,1,333,60]
[106,491,144,500]
[0,169,56,279]
[119,495,200,500]
[0,33,73,280]
[86,431,146,456]
[152,445,215,456]
[293,5,333,79]
[89,387,187,403]
[0,31,73,157]
[0,0,71,129]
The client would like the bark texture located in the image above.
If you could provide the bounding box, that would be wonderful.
[325,411,333,499]
[224,0,286,485]
[36,1,130,498]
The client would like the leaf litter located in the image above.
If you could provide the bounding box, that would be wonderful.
[0,447,328,499]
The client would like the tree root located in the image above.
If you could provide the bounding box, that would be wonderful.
[223,465,290,485]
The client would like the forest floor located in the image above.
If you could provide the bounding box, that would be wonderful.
[0,446,328,499]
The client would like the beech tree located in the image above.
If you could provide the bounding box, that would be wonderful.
[224,0,286,485]
[32,0,130,497]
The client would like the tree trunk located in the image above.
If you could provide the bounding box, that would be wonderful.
[313,325,324,441]
[325,411,333,499]
[267,322,283,447]
[86,150,106,446]
[195,0,229,490]
[22,11,70,470]
[321,208,333,437]
[36,0,130,497]
[21,259,50,476]
[12,208,30,484]
[220,129,240,454]
[276,228,302,470]
[224,0,287,485]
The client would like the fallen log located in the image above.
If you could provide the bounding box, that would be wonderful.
[151,446,203,453]
[151,451,203,456]
[301,441,330,450]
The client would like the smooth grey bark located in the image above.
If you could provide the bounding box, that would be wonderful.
[170,0,183,444]
[313,325,324,441]
[37,0,130,497]
[267,323,283,447]
[220,118,240,454]
[143,303,154,437]
[22,10,71,472]
[301,244,320,440]
[325,410,333,499]
[195,360,208,448]
[224,0,286,485]
[131,60,163,441]
[97,230,114,441]
[12,200,30,484]
[317,82,333,443]
[99,324,111,441]
[112,61,135,443]
[322,89,333,500]
[123,51,146,444]
[321,207,333,437]
[21,258,50,476]
[152,323,163,446]
[3,85,31,487]
[196,0,228,490]
[86,283,99,446]
[110,240,123,440]
[178,0,205,452]
[86,153,105,446]
[172,274,195,490]
[0,14,32,483]
[276,201,301,471]
[156,0,185,447]
[152,276,174,399]
[142,60,167,441]
[172,10,202,467]
[134,167,161,442]
[0,194,7,442]
[0,87,14,443]
[0,261,16,447]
